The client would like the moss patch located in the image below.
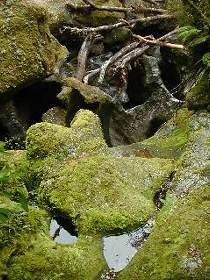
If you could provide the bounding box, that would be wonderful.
[118,185,210,280]
[186,71,210,110]
[0,0,68,95]
[0,197,104,280]
[39,156,173,234]
[26,109,108,159]
[112,109,193,159]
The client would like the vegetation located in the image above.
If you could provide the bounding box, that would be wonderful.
[169,0,210,109]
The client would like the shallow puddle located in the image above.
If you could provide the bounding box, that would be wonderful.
[102,214,156,273]
[49,218,78,245]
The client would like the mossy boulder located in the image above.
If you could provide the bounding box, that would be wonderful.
[171,112,210,196]
[42,107,67,126]
[118,185,210,280]
[112,109,193,159]
[103,27,132,47]
[117,111,210,280]
[0,0,68,95]
[0,149,29,203]
[29,0,72,31]
[26,109,108,159]
[26,109,173,235]
[38,156,173,234]
[0,197,104,280]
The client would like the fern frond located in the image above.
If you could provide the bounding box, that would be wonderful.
[178,26,202,43]
[189,35,210,47]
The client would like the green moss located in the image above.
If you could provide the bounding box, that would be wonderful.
[0,0,68,94]
[39,156,173,234]
[7,234,104,280]
[74,0,123,26]
[103,27,131,45]
[186,71,210,110]
[62,77,112,105]
[114,109,193,159]
[0,150,29,203]
[26,110,108,159]
[0,197,104,279]
[118,185,210,280]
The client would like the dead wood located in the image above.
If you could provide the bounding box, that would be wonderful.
[82,0,166,14]
[75,34,102,81]
[60,14,175,37]
[133,34,185,50]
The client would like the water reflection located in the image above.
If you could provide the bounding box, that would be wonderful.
[103,215,156,272]
[49,218,78,245]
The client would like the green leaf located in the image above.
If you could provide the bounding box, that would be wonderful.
[189,35,210,47]
[178,26,201,43]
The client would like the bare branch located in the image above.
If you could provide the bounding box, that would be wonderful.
[82,0,166,14]
[61,14,175,37]
[83,68,100,84]
[133,34,185,50]
[75,34,102,80]
[98,42,140,84]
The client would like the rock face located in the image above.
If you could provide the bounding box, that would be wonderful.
[0,0,209,279]
[0,0,68,96]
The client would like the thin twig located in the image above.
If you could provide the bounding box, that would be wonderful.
[133,34,185,50]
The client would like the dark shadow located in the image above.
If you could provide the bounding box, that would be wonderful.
[124,63,151,109]
[145,117,166,138]
[13,81,62,127]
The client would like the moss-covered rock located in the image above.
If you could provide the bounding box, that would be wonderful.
[42,107,67,126]
[26,109,173,235]
[7,234,104,280]
[118,185,210,280]
[59,77,113,106]
[0,149,29,203]
[0,197,104,280]
[38,156,173,235]
[112,109,193,159]
[185,71,210,110]
[0,0,68,95]
[26,109,108,159]
[103,27,132,47]
[29,0,72,31]
[171,112,210,196]
[74,0,124,26]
